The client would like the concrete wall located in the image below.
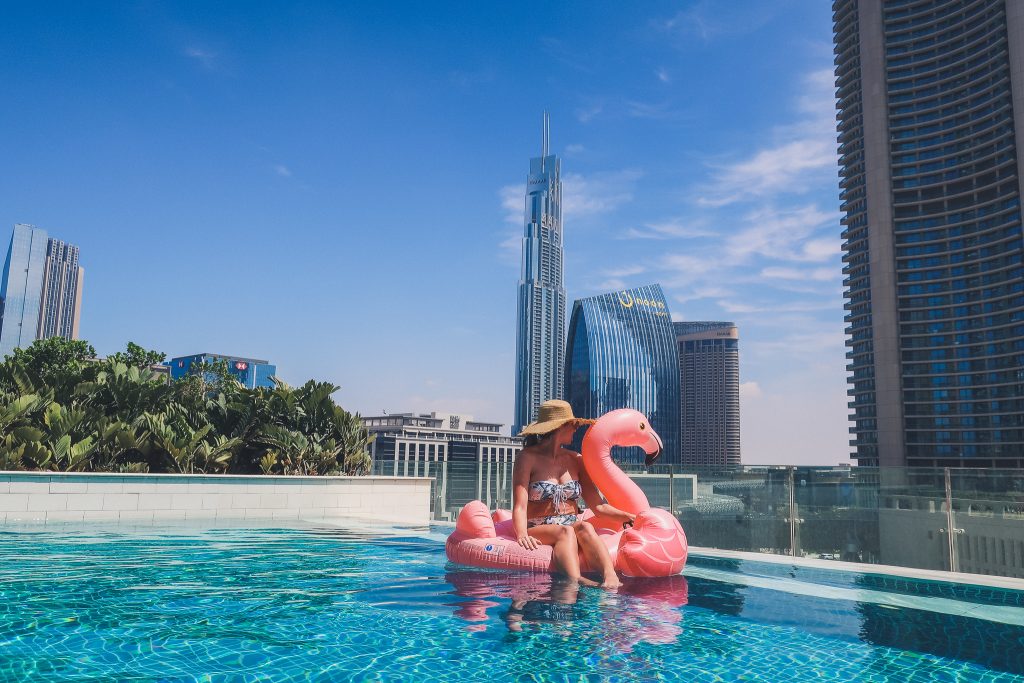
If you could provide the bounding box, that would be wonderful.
[0,472,431,525]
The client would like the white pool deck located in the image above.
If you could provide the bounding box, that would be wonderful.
[0,471,432,525]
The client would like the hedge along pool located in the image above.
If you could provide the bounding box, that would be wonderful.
[1,522,1023,682]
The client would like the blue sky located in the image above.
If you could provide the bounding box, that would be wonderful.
[0,1,847,465]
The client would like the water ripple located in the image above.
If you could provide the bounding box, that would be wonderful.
[0,522,1021,682]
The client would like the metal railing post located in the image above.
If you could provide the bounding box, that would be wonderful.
[944,467,959,573]
[788,467,797,556]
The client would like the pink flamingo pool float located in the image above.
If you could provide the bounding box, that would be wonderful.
[445,409,688,577]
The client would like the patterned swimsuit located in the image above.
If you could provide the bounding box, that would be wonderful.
[527,480,582,528]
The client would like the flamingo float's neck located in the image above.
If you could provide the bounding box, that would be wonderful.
[582,441,651,515]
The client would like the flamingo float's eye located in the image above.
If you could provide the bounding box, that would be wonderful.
[639,423,646,430]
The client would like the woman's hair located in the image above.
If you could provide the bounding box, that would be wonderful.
[522,430,555,448]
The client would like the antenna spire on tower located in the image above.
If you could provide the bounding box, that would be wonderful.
[541,111,550,170]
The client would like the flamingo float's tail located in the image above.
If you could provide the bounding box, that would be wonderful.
[615,508,689,577]
[454,500,497,538]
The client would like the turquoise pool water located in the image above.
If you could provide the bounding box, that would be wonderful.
[1,522,1023,682]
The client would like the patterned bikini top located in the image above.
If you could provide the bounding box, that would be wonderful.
[528,480,582,514]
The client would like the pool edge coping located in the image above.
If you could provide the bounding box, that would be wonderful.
[689,546,1024,591]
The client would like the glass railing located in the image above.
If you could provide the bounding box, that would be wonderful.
[371,459,1024,579]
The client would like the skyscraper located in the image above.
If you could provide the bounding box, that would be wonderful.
[834,1,1024,467]
[38,238,83,342]
[564,284,680,464]
[514,113,566,435]
[675,321,741,467]
[0,224,84,359]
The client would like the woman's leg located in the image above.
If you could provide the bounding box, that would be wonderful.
[573,521,621,589]
[527,525,598,586]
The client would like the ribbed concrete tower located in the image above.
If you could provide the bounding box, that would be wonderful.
[514,113,565,435]
[834,0,1024,467]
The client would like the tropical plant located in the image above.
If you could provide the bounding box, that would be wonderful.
[0,338,373,476]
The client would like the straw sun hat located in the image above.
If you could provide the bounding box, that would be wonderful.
[517,399,596,437]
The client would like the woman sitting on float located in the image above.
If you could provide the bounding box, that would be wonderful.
[512,400,635,589]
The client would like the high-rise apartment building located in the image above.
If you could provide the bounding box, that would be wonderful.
[675,321,741,466]
[834,0,1024,468]
[0,224,84,359]
[514,113,566,435]
[38,238,83,342]
[564,284,680,464]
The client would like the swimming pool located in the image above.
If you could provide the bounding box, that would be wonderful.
[1,522,1022,682]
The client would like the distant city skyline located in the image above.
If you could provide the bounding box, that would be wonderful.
[0,223,84,358]
[0,1,845,464]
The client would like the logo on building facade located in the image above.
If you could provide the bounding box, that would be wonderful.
[618,291,666,312]
[235,362,248,371]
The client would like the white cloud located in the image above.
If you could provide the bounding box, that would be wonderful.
[602,265,646,278]
[596,278,627,291]
[760,266,838,282]
[183,46,217,70]
[562,170,642,220]
[659,1,784,43]
[673,285,734,304]
[754,329,846,354]
[624,219,716,240]
[717,299,839,315]
[564,144,586,156]
[696,70,837,207]
[500,184,524,226]
[575,103,603,123]
[656,68,671,83]
[274,165,292,177]
[625,101,680,120]
[739,381,762,399]
[698,139,835,207]
[725,205,839,263]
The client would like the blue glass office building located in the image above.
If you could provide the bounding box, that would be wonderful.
[514,113,566,435]
[0,224,84,360]
[169,353,277,389]
[564,284,680,464]
[835,0,1024,467]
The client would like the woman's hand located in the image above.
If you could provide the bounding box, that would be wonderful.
[623,512,637,529]
[517,534,540,551]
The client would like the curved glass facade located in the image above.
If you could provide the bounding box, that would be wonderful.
[564,284,680,464]
[835,0,1024,467]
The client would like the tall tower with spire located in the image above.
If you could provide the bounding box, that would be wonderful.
[514,112,565,435]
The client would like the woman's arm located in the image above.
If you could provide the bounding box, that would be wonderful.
[577,455,636,525]
[512,453,539,550]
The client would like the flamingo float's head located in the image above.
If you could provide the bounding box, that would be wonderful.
[589,408,664,466]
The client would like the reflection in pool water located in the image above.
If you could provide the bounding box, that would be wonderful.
[445,570,689,650]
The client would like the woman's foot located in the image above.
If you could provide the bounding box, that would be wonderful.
[571,575,600,587]
[600,574,622,590]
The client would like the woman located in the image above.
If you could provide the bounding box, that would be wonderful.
[513,400,635,589]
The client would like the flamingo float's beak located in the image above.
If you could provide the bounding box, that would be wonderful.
[643,429,664,467]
